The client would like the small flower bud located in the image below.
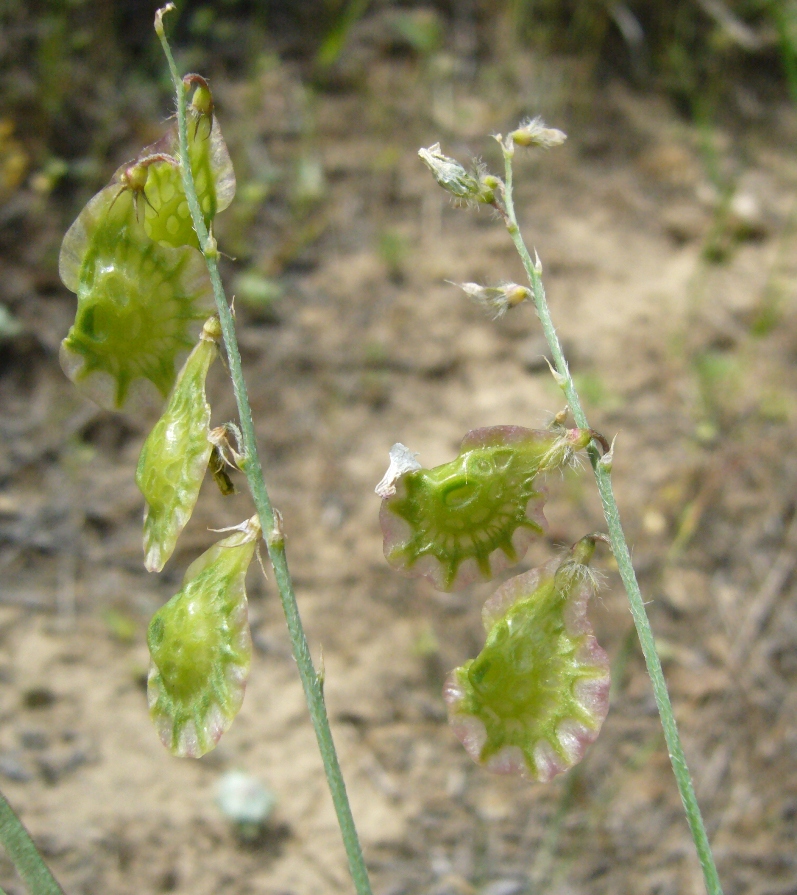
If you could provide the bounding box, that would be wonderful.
[511,117,567,149]
[599,436,616,474]
[201,315,222,342]
[154,4,174,38]
[418,144,496,204]
[204,233,219,260]
[187,77,214,119]
[451,281,531,320]
[120,161,149,194]
[185,74,215,140]
[418,143,479,200]
[543,356,568,390]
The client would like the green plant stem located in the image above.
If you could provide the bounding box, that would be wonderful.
[500,145,723,895]
[155,11,373,895]
[0,792,63,895]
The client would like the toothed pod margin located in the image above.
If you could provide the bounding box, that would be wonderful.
[147,516,260,758]
[379,426,593,591]
[59,185,212,412]
[136,317,222,573]
[443,536,610,781]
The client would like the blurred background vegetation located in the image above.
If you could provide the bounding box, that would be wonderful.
[2,0,796,186]
[3,0,796,332]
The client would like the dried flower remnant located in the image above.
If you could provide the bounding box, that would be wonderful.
[208,444,237,496]
[509,117,567,150]
[451,281,532,319]
[147,516,260,758]
[379,426,593,591]
[136,317,222,573]
[375,443,422,499]
[418,143,498,204]
[444,536,610,781]
[59,185,212,412]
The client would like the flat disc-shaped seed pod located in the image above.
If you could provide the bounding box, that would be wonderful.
[59,187,212,412]
[147,516,260,758]
[444,537,610,782]
[136,322,220,573]
[142,115,235,250]
[379,426,592,591]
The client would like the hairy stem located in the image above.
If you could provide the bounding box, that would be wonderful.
[155,9,373,894]
[501,144,723,895]
[0,792,64,895]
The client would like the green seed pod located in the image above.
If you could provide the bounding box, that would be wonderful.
[136,318,222,573]
[140,111,235,250]
[379,426,592,591]
[59,185,212,412]
[444,536,610,781]
[147,516,260,758]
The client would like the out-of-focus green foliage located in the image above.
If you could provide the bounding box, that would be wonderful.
[511,0,787,106]
[2,1,793,168]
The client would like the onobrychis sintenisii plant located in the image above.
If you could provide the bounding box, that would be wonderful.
[386,119,723,894]
[48,9,376,895]
[9,8,720,895]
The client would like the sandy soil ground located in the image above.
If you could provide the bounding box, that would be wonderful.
[1,30,797,895]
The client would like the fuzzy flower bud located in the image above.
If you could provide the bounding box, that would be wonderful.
[510,117,567,149]
[451,281,532,319]
[418,144,496,204]
[189,80,214,119]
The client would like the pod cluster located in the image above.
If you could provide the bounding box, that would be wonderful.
[378,426,611,781]
[60,78,257,758]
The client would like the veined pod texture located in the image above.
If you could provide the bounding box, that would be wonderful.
[59,186,212,412]
[141,106,236,250]
[136,317,222,573]
[379,425,593,591]
[444,536,610,782]
[147,516,260,758]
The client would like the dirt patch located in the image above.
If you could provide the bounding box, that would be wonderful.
[1,36,797,895]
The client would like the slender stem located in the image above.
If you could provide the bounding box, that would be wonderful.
[155,10,373,895]
[501,145,723,895]
[0,792,64,895]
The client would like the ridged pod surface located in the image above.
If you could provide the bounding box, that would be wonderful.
[59,187,212,411]
[147,516,259,758]
[141,111,235,250]
[136,318,221,573]
[444,537,610,781]
[380,426,592,591]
